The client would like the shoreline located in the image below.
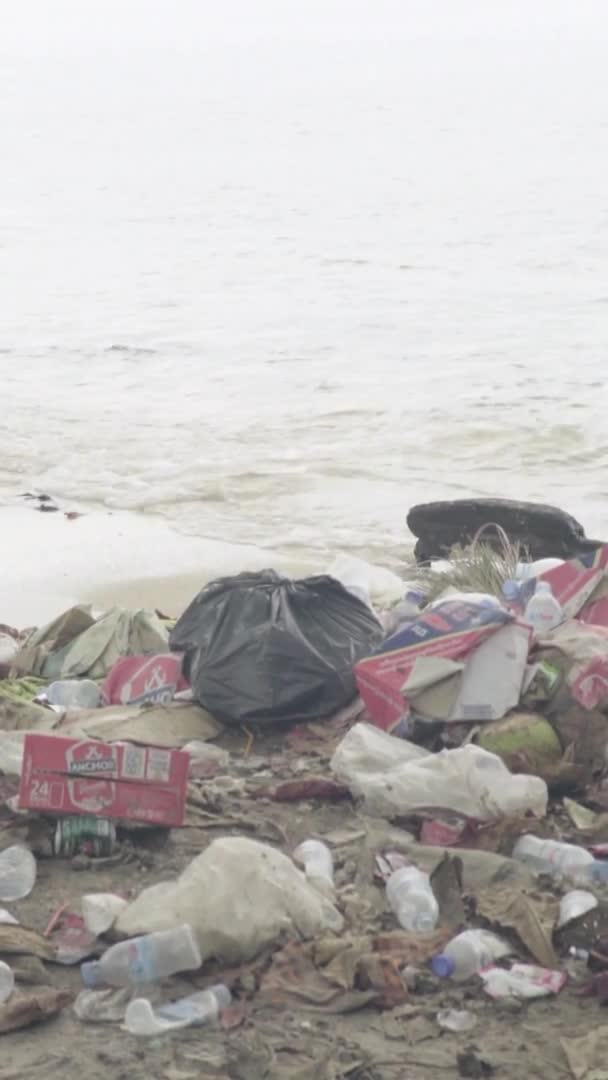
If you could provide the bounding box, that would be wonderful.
[1,505,316,627]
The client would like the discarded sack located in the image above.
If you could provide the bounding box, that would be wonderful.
[169,570,383,726]
[331,723,548,821]
[115,836,344,963]
[14,606,169,681]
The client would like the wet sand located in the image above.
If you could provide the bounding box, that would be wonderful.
[0,505,312,627]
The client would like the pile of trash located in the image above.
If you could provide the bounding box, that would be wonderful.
[2,497,608,1080]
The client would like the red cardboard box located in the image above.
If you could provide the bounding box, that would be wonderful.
[101,654,189,707]
[18,734,189,827]
[354,599,512,733]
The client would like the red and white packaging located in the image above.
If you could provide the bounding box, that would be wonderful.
[481,963,566,999]
[101,654,189,707]
[18,734,189,827]
[354,599,512,732]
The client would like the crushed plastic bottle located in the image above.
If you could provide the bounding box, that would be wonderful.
[73,987,134,1023]
[512,835,594,879]
[0,846,37,902]
[124,983,231,1036]
[45,679,102,710]
[431,929,511,981]
[523,581,563,637]
[0,961,14,1004]
[81,925,201,988]
[292,840,334,891]
[386,866,439,933]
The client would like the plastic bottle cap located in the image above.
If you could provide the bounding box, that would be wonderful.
[431,954,455,978]
[80,960,101,988]
[536,582,552,593]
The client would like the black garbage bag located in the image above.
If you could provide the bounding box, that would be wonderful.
[169,569,383,727]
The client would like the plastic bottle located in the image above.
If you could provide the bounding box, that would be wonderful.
[46,680,101,709]
[80,925,201,988]
[0,845,37,902]
[124,983,231,1036]
[512,835,594,878]
[431,929,511,981]
[523,582,563,637]
[0,961,14,1004]
[293,840,334,889]
[386,866,439,933]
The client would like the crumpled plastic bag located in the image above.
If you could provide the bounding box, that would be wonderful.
[13,606,169,681]
[115,837,344,963]
[326,555,407,610]
[331,723,548,822]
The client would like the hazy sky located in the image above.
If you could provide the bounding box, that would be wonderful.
[3,0,605,57]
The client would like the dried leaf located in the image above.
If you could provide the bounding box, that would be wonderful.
[564,798,601,831]
[430,853,465,929]
[0,925,56,961]
[476,883,558,968]
[0,987,73,1034]
[251,778,350,803]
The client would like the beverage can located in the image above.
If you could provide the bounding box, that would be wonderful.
[54,816,117,857]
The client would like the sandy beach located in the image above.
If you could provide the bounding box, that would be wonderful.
[0,503,321,629]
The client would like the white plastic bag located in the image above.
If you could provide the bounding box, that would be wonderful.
[330,722,427,790]
[81,893,128,936]
[331,723,547,821]
[481,963,566,999]
[115,837,343,964]
[327,555,406,610]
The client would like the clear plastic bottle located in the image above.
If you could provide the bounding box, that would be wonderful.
[124,983,231,1036]
[46,680,101,709]
[386,866,439,933]
[431,929,511,981]
[0,961,14,1004]
[0,845,37,901]
[512,835,594,878]
[523,582,563,637]
[80,925,201,988]
[293,840,334,889]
